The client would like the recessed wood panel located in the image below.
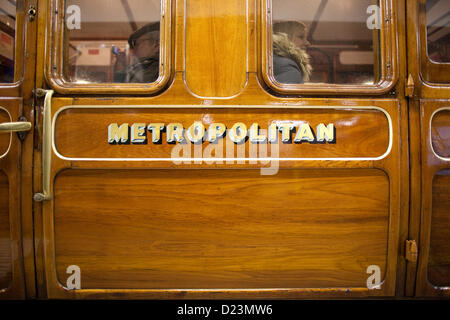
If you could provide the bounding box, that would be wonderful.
[431,109,450,158]
[54,107,390,160]
[185,0,247,97]
[54,168,389,289]
[0,108,11,157]
[428,169,450,287]
[0,170,11,290]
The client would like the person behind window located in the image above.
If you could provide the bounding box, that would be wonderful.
[273,20,311,51]
[272,20,312,84]
[122,22,160,83]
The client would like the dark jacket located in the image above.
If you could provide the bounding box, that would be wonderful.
[273,54,304,84]
[125,57,159,83]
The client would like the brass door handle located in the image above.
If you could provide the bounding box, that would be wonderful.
[33,89,54,202]
[0,121,32,133]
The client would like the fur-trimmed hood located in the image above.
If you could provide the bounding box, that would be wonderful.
[273,32,312,82]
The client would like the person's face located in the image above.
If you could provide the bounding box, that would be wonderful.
[291,28,310,50]
[132,33,159,59]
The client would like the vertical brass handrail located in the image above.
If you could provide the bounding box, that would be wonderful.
[33,89,54,202]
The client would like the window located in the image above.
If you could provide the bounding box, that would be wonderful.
[49,0,171,92]
[419,0,450,84]
[265,0,393,93]
[0,0,16,83]
[63,0,161,84]
[426,0,450,63]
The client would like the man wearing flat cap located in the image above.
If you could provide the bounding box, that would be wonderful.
[122,22,160,83]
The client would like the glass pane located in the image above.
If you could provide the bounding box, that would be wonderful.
[426,0,450,63]
[63,0,161,84]
[0,0,16,83]
[271,0,381,85]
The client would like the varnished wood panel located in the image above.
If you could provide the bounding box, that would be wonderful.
[185,0,247,97]
[0,98,25,299]
[54,107,390,159]
[54,168,389,289]
[416,100,450,297]
[431,109,450,158]
[428,169,450,286]
[0,170,11,290]
[0,109,10,156]
[36,0,405,299]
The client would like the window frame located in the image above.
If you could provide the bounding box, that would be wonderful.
[419,0,450,84]
[0,0,25,94]
[261,0,398,95]
[46,0,172,95]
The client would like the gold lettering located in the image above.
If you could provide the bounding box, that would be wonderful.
[229,122,247,144]
[317,123,334,142]
[187,121,206,143]
[167,123,185,143]
[131,123,147,143]
[249,123,267,143]
[148,123,164,143]
[208,123,226,142]
[108,123,129,144]
[294,123,315,142]
[268,123,278,143]
[278,123,295,142]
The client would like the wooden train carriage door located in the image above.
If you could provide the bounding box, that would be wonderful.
[406,0,450,297]
[37,0,408,299]
[0,0,37,299]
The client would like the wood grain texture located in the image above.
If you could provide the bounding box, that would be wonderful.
[0,170,11,290]
[406,0,450,297]
[185,0,247,97]
[431,109,450,158]
[54,168,389,289]
[415,101,450,297]
[54,107,390,159]
[406,99,421,297]
[0,99,25,299]
[33,0,407,299]
[393,0,410,297]
[428,169,450,286]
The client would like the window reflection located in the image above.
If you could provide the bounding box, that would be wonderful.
[426,0,450,63]
[272,0,381,85]
[64,0,161,84]
[0,0,16,83]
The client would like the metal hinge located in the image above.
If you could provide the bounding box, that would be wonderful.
[405,74,415,98]
[406,240,418,262]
